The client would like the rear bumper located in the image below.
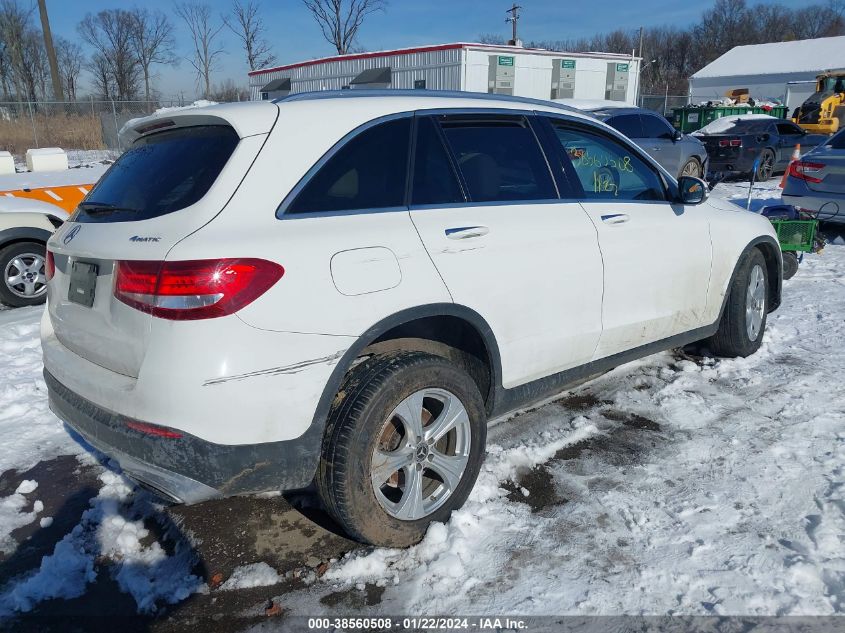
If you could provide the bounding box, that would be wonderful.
[707,155,757,175]
[45,369,323,503]
[781,190,845,223]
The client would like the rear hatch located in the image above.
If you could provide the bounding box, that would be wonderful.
[46,104,278,377]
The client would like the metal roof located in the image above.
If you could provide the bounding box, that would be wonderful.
[692,36,845,79]
[250,42,638,77]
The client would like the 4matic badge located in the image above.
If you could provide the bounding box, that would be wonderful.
[129,236,161,243]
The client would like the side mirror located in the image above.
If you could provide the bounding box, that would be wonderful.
[673,130,683,142]
[678,176,709,205]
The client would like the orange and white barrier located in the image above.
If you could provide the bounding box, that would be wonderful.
[0,184,93,213]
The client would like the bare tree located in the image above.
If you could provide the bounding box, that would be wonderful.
[88,52,116,100]
[36,0,62,99]
[78,10,141,101]
[55,36,83,101]
[0,0,40,101]
[129,8,177,102]
[301,0,385,55]
[224,0,275,71]
[208,77,249,101]
[175,2,226,98]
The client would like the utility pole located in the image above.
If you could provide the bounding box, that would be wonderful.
[637,26,644,59]
[37,0,63,101]
[505,4,522,46]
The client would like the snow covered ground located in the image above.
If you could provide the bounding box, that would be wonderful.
[0,180,844,623]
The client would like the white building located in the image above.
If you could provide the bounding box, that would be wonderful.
[248,43,641,105]
[689,36,845,111]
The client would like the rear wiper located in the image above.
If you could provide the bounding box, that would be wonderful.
[77,201,139,215]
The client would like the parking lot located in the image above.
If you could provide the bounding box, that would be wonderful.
[1,177,843,630]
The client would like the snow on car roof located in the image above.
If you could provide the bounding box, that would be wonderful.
[692,114,777,136]
[691,35,845,79]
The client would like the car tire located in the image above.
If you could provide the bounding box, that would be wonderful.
[317,351,487,547]
[0,241,48,308]
[755,149,775,182]
[782,251,799,280]
[679,157,701,179]
[708,249,768,357]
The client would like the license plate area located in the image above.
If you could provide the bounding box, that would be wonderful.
[68,261,99,307]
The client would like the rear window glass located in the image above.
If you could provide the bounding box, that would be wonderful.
[826,129,845,149]
[74,125,239,223]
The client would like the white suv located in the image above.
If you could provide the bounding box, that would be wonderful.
[42,92,781,547]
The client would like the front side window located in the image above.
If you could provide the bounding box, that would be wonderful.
[640,114,676,139]
[438,117,557,202]
[286,117,411,214]
[550,122,666,201]
[604,114,643,139]
[776,122,804,136]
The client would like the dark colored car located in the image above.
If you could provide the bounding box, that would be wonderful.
[592,107,709,179]
[693,117,829,181]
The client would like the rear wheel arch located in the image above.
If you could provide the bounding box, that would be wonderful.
[311,304,501,437]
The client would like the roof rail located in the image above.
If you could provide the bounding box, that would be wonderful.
[275,89,580,113]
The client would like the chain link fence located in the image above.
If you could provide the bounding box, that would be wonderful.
[638,94,690,117]
[0,99,186,157]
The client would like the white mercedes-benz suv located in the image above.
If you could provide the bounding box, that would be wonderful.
[42,91,781,547]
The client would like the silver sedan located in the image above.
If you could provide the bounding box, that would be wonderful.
[782,129,845,224]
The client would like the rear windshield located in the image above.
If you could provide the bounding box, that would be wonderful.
[827,129,845,149]
[73,125,239,223]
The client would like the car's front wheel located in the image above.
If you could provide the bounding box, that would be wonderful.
[679,157,702,179]
[708,249,768,357]
[0,241,48,308]
[317,351,487,547]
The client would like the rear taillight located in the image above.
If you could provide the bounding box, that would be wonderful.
[45,249,55,281]
[114,258,284,320]
[719,139,742,147]
[788,160,825,184]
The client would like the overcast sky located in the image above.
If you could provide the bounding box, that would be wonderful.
[44,0,763,100]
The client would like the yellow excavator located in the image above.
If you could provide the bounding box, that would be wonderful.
[792,70,845,134]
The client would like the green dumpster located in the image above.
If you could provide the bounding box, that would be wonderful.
[672,105,788,133]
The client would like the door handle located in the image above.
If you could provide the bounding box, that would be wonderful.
[445,225,489,239]
[601,213,630,225]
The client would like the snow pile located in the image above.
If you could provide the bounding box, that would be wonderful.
[0,307,82,474]
[693,114,776,136]
[0,470,204,615]
[315,225,845,615]
[0,481,43,554]
[219,562,282,591]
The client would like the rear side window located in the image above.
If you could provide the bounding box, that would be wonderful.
[439,117,557,202]
[287,118,411,214]
[640,114,675,139]
[75,126,239,223]
[828,129,845,149]
[605,114,643,138]
[550,123,666,201]
[411,117,464,205]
